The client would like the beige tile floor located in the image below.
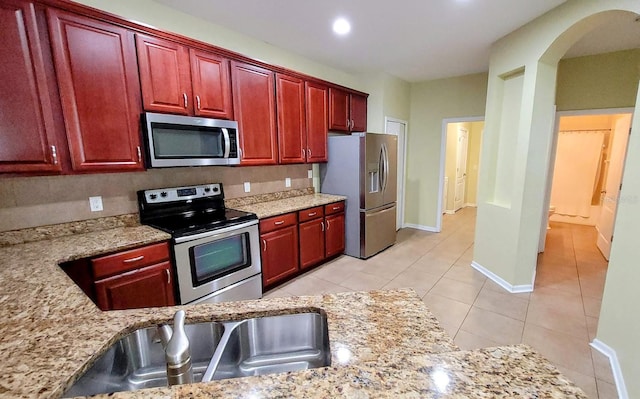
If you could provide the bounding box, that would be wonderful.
[263,207,617,399]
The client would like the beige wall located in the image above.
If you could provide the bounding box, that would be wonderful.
[0,165,312,232]
[473,1,640,397]
[556,49,640,111]
[406,73,488,229]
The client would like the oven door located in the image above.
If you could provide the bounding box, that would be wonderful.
[173,220,261,304]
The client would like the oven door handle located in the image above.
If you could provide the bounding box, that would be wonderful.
[173,220,258,244]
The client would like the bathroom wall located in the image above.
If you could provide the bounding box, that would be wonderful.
[0,164,312,232]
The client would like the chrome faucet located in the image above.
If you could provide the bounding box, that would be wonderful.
[156,310,194,386]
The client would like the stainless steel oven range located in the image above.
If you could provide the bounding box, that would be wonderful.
[137,183,262,305]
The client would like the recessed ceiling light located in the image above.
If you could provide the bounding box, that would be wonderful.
[332,18,351,35]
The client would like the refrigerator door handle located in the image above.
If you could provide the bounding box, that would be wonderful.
[381,143,389,194]
[378,146,384,193]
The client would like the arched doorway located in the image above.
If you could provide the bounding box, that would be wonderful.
[473,3,640,398]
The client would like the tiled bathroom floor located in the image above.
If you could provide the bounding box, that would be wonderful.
[263,207,616,399]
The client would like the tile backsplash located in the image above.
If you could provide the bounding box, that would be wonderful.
[0,164,312,232]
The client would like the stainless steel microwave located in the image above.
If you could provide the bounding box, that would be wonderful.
[143,112,241,167]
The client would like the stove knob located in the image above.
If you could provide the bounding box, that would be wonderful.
[212,186,219,193]
[204,187,211,193]
[160,192,168,198]
[149,194,157,200]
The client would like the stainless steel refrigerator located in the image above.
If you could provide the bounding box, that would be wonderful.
[320,133,397,259]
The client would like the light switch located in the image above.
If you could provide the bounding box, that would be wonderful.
[285,178,291,187]
[308,169,313,179]
[244,182,251,193]
[89,196,103,212]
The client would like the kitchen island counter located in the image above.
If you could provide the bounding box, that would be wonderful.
[0,221,586,398]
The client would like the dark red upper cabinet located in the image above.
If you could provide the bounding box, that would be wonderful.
[329,88,350,132]
[276,73,306,164]
[350,93,367,132]
[48,9,144,172]
[305,81,328,162]
[231,61,278,165]
[136,34,192,115]
[190,49,233,119]
[0,0,61,173]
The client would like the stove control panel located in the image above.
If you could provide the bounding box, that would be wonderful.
[144,183,222,203]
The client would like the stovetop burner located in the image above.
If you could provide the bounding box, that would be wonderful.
[137,183,257,238]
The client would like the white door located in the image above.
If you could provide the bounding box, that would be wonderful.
[596,114,632,260]
[385,118,407,230]
[454,128,469,211]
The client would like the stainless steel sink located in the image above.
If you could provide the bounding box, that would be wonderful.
[63,321,224,397]
[63,312,330,397]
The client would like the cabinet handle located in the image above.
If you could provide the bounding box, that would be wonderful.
[196,95,201,110]
[308,148,312,158]
[262,239,267,252]
[308,212,317,217]
[326,219,330,230]
[302,148,306,159]
[136,146,142,163]
[50,145,58,165]
[123,255,144,263]
[321,221,325,232]
[183,93,188,108]
[274,221,285,225]
[332,206,340,210]
[165,269,171,285]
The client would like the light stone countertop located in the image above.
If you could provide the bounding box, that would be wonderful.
[0,201,588,398]
[228,193,347,219]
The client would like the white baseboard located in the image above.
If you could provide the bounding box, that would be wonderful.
[464,203,477,208]
[471,261,534,293]
[590,339,628,399]
[444,210,456,215]
[403,223,440,233]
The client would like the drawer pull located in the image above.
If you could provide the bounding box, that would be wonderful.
[274,221,285,225]
[262,239,267,252]
[165,269,171,285]
[308,212,317,217]
[123,255,145,263]
[332,206,340,210]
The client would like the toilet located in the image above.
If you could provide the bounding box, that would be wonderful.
[547,206,556,229]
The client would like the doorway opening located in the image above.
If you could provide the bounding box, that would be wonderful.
[541,109,633,259]
[385,116,408,231]
[440,119,484,224]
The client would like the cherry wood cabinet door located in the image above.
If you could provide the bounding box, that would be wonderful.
[0,0,61,173]
[94,261,176,311]
[299,218,325,270]
[305,81,328,162]
[136,34,192,115]
[231,61,277,165]
[328,88,349,132]
[276,73,305,164]
[325,213,345,258]
[190,49,233,119]
[350,93,367,132]
[48,10,143,172]
[261,226,299,287]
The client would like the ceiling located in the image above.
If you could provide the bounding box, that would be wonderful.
[155,0,640,83]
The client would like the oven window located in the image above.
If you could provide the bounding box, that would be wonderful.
[152,123,224,158]
[189,233,250,285]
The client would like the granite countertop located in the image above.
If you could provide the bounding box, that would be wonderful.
[227,193,347,219]
[0,202,587,398]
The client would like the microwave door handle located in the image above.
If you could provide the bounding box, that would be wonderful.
[221,128,231,158]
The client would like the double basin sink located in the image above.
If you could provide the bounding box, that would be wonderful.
[63,312,330,397]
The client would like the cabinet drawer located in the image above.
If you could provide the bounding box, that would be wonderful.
[325,201,345,215]
[92,242,170,279]
[259,213,297,233]
[298,206,324,222]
